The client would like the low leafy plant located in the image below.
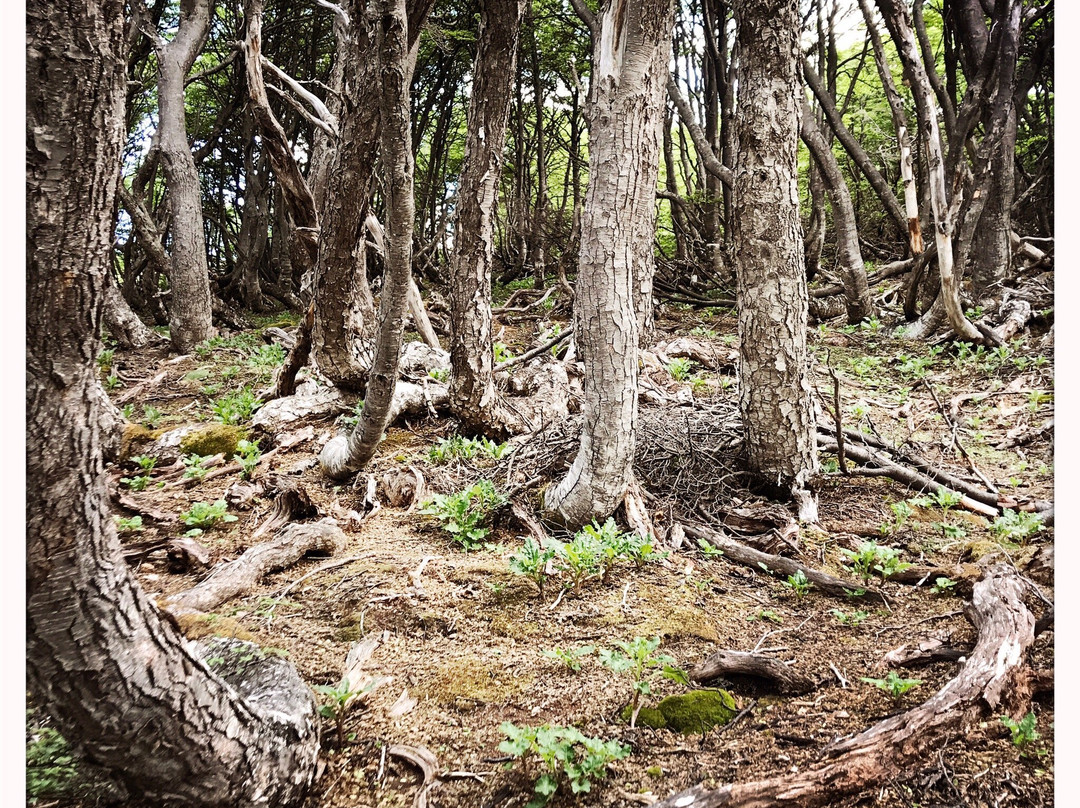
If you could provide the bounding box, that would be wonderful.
[96,348,115,371]
[235,439,261,480]
[104,373,122,391]
[554,530,604,590]
[1000,712,1040,748]
[428,434,510,464]
[314,678,376,745]
[830,608,869,627]
[509,536,556,595]
[697,539,724,559]
[541,645,595,672]
[930,577,957,595]
[27,724,79,804]
[840,541,910,584]
[783,569,813,598]
[120,474,150,491]
[493,341,515,364]
[132,455,157,472]
[120,403,135,420]
[210,388,262,425]
[748,609,783,623]
[880,500,914,535]
[619,530,669,567]
[183,453,214,482]
[428,367,448,383]
[498,722,630,807]
[180,500,237,532]
[991,509,1044,544]
[598,636,686,728]
[666,356,694,381]
[246,343,286,372]
[861,671,921,702]
[142,405,163,429]
[114,515,143,533]
[419,480,507,550]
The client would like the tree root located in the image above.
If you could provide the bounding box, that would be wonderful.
[691,650,816,695]
[163,518,344,616]
[654,564,1036,808]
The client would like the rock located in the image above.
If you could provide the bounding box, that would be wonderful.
[149,424,247,462]
[621,689,738,734]
[399,341,450,377]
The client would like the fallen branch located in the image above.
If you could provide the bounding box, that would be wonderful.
[496,328,572,371]
[163,519,344,616]
[681,522,880,601]
[691,650,816,695]
[654,565,1035,808]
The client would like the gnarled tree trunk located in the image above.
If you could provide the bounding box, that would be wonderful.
[155,0,216,352]
[543,0,675,528]
[27,3,318,804]
[732,0,817,502]
[448,0,528,438]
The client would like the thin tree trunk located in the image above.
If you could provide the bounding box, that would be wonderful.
[544,0,675,528]
[27,3,318,804]
[320,0,416,479]
[103,268,163,349]
[448,0,528,438]
[732,0,817,503]
[877,0,981,342]
[528,3,548,290]
[800,97,873,323]
[233,116,272,311]
[155,0,215,352]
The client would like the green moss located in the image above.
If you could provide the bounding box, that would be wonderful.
[646,766,664,779]
[628,583,719,643]
[418,657,534,707]
[178,424,247,457]
[120,423,157,461]
[620,689,737,734]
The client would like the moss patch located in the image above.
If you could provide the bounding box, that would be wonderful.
[418,657,534,707]
[171,612,254,643]
[178,424,247,457]
[626,583,719,643]
[120,424,158,461]
[621,689,737,734]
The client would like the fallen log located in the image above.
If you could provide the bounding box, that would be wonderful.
[163,518,344,616]
[654,565,1035,808]
[691,650,816,695]
[681,522,881,601]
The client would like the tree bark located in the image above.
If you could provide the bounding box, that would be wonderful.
[732,0,817,499]
[103,267,163,349]
[319,0,416,479]
[155,0,216,352]
[27,3,318,804]
[543,0,675,528]
[448,0,528,438]
[799,97,873,324]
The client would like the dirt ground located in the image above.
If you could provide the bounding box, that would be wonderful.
[29,300,1054,808]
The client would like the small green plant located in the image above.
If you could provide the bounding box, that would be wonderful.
[880,500,915,535]
[748,609,783,623]
[830,608,869,627]
[120,474,151,491]
[428,367,449,382]
[97,348,116,371]
[120,403,135,420]
[861,671,922,702]
[132,454,157,472]
[896,353,933,379]
[114,515,144,533]
[235,439,261,480]
[246,343,286,372]
[180,500,237,532]
[509,536,556,595]
[1000,712,1040,748]
[493,341,515,363]
[860,315,882,332]
[782,569,813,598]
[210,388,262,425]
[840,541,910,584]
[314,678,376,744]
[419,480,507,550]
[697,539,724,559]
[541,645,595,672]
[821,457,840,474]
[930,577,957,595]
[910,489,965,538]
[182,453,214,482]
[554,530,604,590]
[666,356,694,381]
[104,373,122,391]
[991,509,1045,544]
[498,723,630,807]
[619,530,669,567]
[688,325,718,339]
[141,404,163,429]
[27,724,80,804]
[427,434,510,464]
[598,636,685,728]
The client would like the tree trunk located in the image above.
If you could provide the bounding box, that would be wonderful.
[156,0,216,352]
[528,3,548,291]
[543,0,675,528]
[319,0,416,479]
[233,116,272,311]
[103,268,163,349]
[799,97,873,324]
[27,3,318,804]
[448,0,528,437]
[878,0,981,342]
[732,0,817,500]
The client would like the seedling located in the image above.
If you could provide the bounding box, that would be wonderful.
[427,435,510,464]
[104,374,122,391]
[121,403,135,420]
[1000,712,1040,748]
[880,500,914,535]
[498,723,630,808]
[991,509,1044,545]
[541,646,595,672]
[555,531,603,590]
[861,671,921,703]
[142,405,163,429]
[509,536,556,595]
[666,356,694,381]
[180,500,237,531]
[428,367,448,383]
[120,475,151,491]
[209,388,262,425]
[597,636,685,728]
[619,530,669,568]
[930,577,957,595]
[246,343,286,373]
[748,609,783,623]
[697,539,724,559]
[314,678,376,745]
[235,439,261,480]
[419,480,507,550]
[96,348,115,371]
[830,608,869,627]
[840,541,910,584]
[114,515,143,533]
[131,455,157,472]
[493,341,515,364]
[782,569,813,598]
[182,453,214,482]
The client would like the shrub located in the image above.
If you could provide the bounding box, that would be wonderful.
[419,480,507,550]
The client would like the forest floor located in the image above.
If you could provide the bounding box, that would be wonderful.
[28,295,1054,808]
